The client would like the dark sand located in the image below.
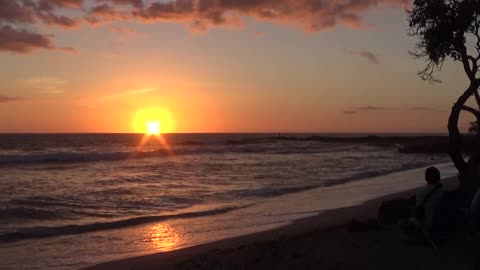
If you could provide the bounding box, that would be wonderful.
[84,178,479,270]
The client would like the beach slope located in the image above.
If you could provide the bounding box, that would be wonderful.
[85,178,478,270]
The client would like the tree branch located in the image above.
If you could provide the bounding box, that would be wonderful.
[475,22,480,54]
[461,47,476,81]
[468,55,478,70]
[461,105,480,119]
[474,22,480,66]
[475,89,480,108]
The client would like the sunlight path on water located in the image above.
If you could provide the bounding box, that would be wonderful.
[134,133,173,157]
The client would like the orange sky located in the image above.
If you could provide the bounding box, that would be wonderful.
[0,0,476,133]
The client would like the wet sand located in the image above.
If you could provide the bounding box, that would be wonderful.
[84,177,478,270]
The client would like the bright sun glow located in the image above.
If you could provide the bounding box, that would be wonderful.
[133,108,174,134]
[147,121,161,135]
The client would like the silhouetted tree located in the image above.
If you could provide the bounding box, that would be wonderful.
[470,120,480,136]
[409,0,480,190]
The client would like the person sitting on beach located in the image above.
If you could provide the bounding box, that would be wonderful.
[468,155,480,188]
[414,167,444,240]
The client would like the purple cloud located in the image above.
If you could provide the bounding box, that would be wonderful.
[0,25,74,53]
[0,0,409,54]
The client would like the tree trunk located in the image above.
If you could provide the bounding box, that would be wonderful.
[448,81,479,190]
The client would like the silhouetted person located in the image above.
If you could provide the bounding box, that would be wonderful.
[415,167,444,242]
[468,155,480,188]
[468,155,480,234]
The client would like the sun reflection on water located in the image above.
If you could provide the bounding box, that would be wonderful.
[143,224,181,252]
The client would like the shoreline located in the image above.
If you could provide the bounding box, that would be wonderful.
[84,175,460,270]
[0,158,457,270]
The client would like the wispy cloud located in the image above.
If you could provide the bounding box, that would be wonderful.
[24,76,67,94]
[0,95,24,103]
[345,49,380,64]
[100,52,122,59]
[102,87,156,100]
[108,25,140,36]
[252,31,265,38]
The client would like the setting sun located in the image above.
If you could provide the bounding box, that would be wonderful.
[133,108,174,134]
[147,121,161,135]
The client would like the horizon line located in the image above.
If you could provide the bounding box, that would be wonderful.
[0,132,450,135]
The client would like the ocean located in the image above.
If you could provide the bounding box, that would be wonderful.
[0,133,453,270]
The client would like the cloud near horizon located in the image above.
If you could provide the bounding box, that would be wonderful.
[0,0,408,53]
[410,106,446,112]
[0,95,24,103]
[345,49,379,64]
[357,106,391,111]
[344,105,393,114]
[344,106,448,115]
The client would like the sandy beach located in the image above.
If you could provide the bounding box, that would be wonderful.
[84,175,478,270]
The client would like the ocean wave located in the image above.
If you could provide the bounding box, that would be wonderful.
[9,196,93,210]
[0,205,244,242]
[0,150,168,165]
[0,207,59,220]
[0,143,375,166]
[222,185,321,198]
[0,207,122,223]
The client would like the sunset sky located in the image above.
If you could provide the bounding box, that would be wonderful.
[0,0,475,133]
